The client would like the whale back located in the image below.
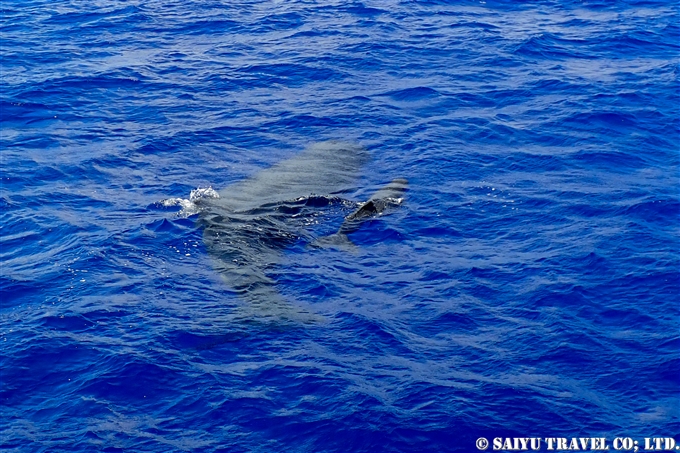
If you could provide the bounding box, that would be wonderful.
[213,140,369,212]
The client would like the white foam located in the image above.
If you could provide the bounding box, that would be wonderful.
[190,187,220,201]
[160,186,220,218]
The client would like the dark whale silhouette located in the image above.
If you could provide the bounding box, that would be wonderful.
[194,141,407,322]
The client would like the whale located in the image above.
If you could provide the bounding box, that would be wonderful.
[191,141,407,323]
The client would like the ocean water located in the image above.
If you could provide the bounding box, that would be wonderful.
[1,0,679,452]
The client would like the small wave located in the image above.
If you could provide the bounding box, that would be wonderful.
[381,86,441,102]
[513,33,594,60]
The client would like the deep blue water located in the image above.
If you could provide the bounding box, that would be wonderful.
[1,1,679,452]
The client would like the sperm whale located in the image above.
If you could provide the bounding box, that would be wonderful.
[193,141,407,322]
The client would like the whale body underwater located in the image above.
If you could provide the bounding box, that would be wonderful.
[189,141,407,322]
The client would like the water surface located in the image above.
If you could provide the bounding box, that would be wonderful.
[1,1,679,452]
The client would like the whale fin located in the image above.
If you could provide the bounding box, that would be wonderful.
[313,178,408,249]
[310,232,359,251]
[338,178,408,235]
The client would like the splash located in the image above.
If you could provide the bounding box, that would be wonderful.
[161,187,220,217]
